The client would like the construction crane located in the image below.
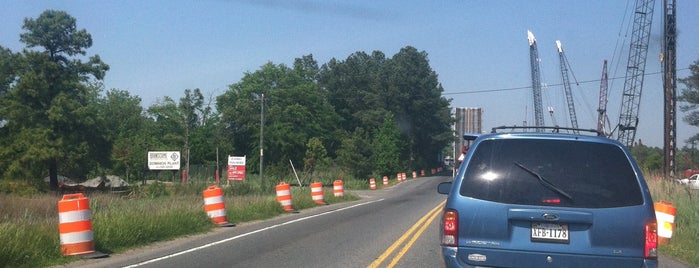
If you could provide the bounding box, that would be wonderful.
[597,60,610,134]
[556,40,579,131]
[662,0,677,178]
[616,0,656,147]
[528,30,545,130]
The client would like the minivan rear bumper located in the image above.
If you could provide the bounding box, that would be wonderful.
[441,246,658,268]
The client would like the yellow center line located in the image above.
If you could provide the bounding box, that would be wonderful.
[367,200,446,268]
[387,202,444,268]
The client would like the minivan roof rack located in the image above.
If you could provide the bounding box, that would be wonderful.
[490,126,604,136]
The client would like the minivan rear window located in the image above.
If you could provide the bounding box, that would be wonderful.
[459,138,643,208]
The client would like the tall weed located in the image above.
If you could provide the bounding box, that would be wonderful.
[645,172,699,266]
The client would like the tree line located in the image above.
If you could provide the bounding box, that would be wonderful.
[0,10,453,189]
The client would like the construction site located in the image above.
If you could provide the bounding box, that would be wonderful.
[455,0,682,179]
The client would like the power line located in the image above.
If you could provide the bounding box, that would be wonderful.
[442,68,688,96]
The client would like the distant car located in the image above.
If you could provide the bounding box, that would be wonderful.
[438,126,658,268]
[676,174,699,189]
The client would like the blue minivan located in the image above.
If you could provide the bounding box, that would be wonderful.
[438,127,658,267]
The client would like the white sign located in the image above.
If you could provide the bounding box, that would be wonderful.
[148,151,181,170]
[228,156,246,166]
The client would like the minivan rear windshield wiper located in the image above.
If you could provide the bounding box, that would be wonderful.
[514,162,573,202]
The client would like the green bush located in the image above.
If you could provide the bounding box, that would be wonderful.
[0,180,42,196]
[130,182,170,198]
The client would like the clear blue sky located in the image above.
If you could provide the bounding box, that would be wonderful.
[1,0,698,148]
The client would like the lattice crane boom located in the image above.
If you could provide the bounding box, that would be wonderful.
[597,60,609,134]
[616,0,656,147]
[556,40,579,131]
[528,30,545,129]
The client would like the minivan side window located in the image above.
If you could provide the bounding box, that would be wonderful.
[459,139,644,208]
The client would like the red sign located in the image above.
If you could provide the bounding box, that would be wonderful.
[227,156,246,181]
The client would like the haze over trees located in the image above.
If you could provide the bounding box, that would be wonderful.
[0,10,453,188]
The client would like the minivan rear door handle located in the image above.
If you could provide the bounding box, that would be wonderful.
[508,208,593,224]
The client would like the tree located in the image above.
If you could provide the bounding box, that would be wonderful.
[303,137,328,174]
[336,128,373,179]
[319,51,387,132]
[0,10,109,188]
[373,113,401,176]
[679,58,699,142]
[217,56,340,177]
[99,89,152,180]
[384,46,453,169]
[0,46,17,95]
[319,47,453,170]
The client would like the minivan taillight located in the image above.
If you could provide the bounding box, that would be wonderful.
[442,209,458,246]
[645,221,658,259]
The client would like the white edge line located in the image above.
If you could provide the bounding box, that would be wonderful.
[123,198,385,268]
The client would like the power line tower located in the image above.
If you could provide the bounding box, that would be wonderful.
[616,0,656,147]
[528,30,545,130]
[662,0,677,178]
[556,40,579,132]
[597,60,610,135]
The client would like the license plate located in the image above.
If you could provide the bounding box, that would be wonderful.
[531,223,569,243]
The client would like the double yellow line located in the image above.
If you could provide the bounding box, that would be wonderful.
[368,200,446,268]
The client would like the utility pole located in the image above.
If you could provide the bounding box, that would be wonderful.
[663,0,677,178]
[259,93,265,184]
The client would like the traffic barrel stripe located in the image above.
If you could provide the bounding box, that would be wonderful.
[58,220,93,234]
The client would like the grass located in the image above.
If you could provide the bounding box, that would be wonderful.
[0,182,360,268]
[4,171,694,267]
[645,173,699,266]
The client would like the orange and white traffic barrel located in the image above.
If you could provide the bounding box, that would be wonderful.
[203,186,234,227]
[369,178,376,190]
[58,193,95,256]
[311,182,327,205]
[421,170,425,176]
[412,171,417,179]
[333,180,344,197]
[383,176,389,185]
[402,172,407,181]
[655,200,676,243]
[276,182,295,212]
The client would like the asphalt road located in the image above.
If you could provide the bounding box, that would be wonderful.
[66,175,451,268]
[62,174,691,268]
